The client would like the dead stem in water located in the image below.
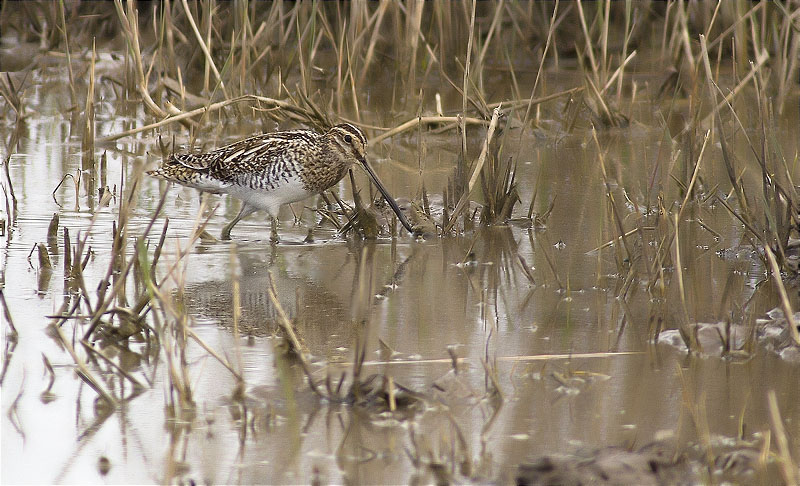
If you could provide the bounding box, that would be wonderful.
[768,390,799,486]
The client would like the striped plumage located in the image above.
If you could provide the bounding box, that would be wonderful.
[147,123,413,240]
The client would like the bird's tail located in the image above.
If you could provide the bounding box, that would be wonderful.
[145,159,195,183]
[146,159,224,192]
[145,167,169,179]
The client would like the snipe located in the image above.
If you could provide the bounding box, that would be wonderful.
[147,123,413,240]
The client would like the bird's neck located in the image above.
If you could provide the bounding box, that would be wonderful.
[300,140,352,193]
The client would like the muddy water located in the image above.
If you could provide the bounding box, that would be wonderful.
[3,69,800,484]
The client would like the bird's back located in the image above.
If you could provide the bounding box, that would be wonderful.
[147,129,320,194]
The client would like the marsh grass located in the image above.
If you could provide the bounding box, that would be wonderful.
[8,1,795,327]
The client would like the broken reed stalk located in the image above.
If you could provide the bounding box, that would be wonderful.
[488,86,586,111]
[0,72,25,118]
[591,227,657,253]
[47,213,59,250]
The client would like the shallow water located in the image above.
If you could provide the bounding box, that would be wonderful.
[3,42,800,486]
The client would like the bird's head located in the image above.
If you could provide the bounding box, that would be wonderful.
[327,123,368,164]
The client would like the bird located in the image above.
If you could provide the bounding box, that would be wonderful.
[147,123,414,241]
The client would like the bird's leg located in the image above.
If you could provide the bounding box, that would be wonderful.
[221,203,257,240]
[270,217,279,244]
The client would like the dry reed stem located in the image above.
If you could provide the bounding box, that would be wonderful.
[180,0,227,98]
[113,0,168,119]
[370,116,488,145]
[445,106,502,233]
[0,289,17,337]
[51,322,116,406]
[600,50,637,95]
[2,123,20,209]
[265,270,333,399]
[775,5,800,114]
[614,1,632,103]
[323,351,643,369]
[475,0,505,90]
[359,0,390,84]
[0,73,25,117]
[695,34,769,137]
[575,0,599,85]
[229,243,244,381]
[600,0,610,82]
[98,94,308,142]
[461,0,476,157]
[593,129,632,262]
[142,228,239,384]
[56,0,76,106]
[266,270,309,361]
[82,39,96,164]
[590,227,656,253]
[705,2,765,52]
[80,340,146,389]
[178,325,242,381]
[676,129,710,222]
[677,363,715,469]
[763,246,800,346]
[404,0,424,90]
[524,0,558,128]
[768,390,798,486]
[672,213,695,351]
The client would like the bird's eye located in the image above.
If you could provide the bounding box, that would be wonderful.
[344,134,352,144]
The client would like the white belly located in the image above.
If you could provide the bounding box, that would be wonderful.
[225,173,312,218]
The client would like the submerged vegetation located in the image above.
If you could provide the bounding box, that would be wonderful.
[2,1,800,484]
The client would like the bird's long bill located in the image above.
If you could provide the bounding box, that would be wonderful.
[359,158,414,234]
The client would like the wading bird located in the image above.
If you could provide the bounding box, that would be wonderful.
[148,123,413,240]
